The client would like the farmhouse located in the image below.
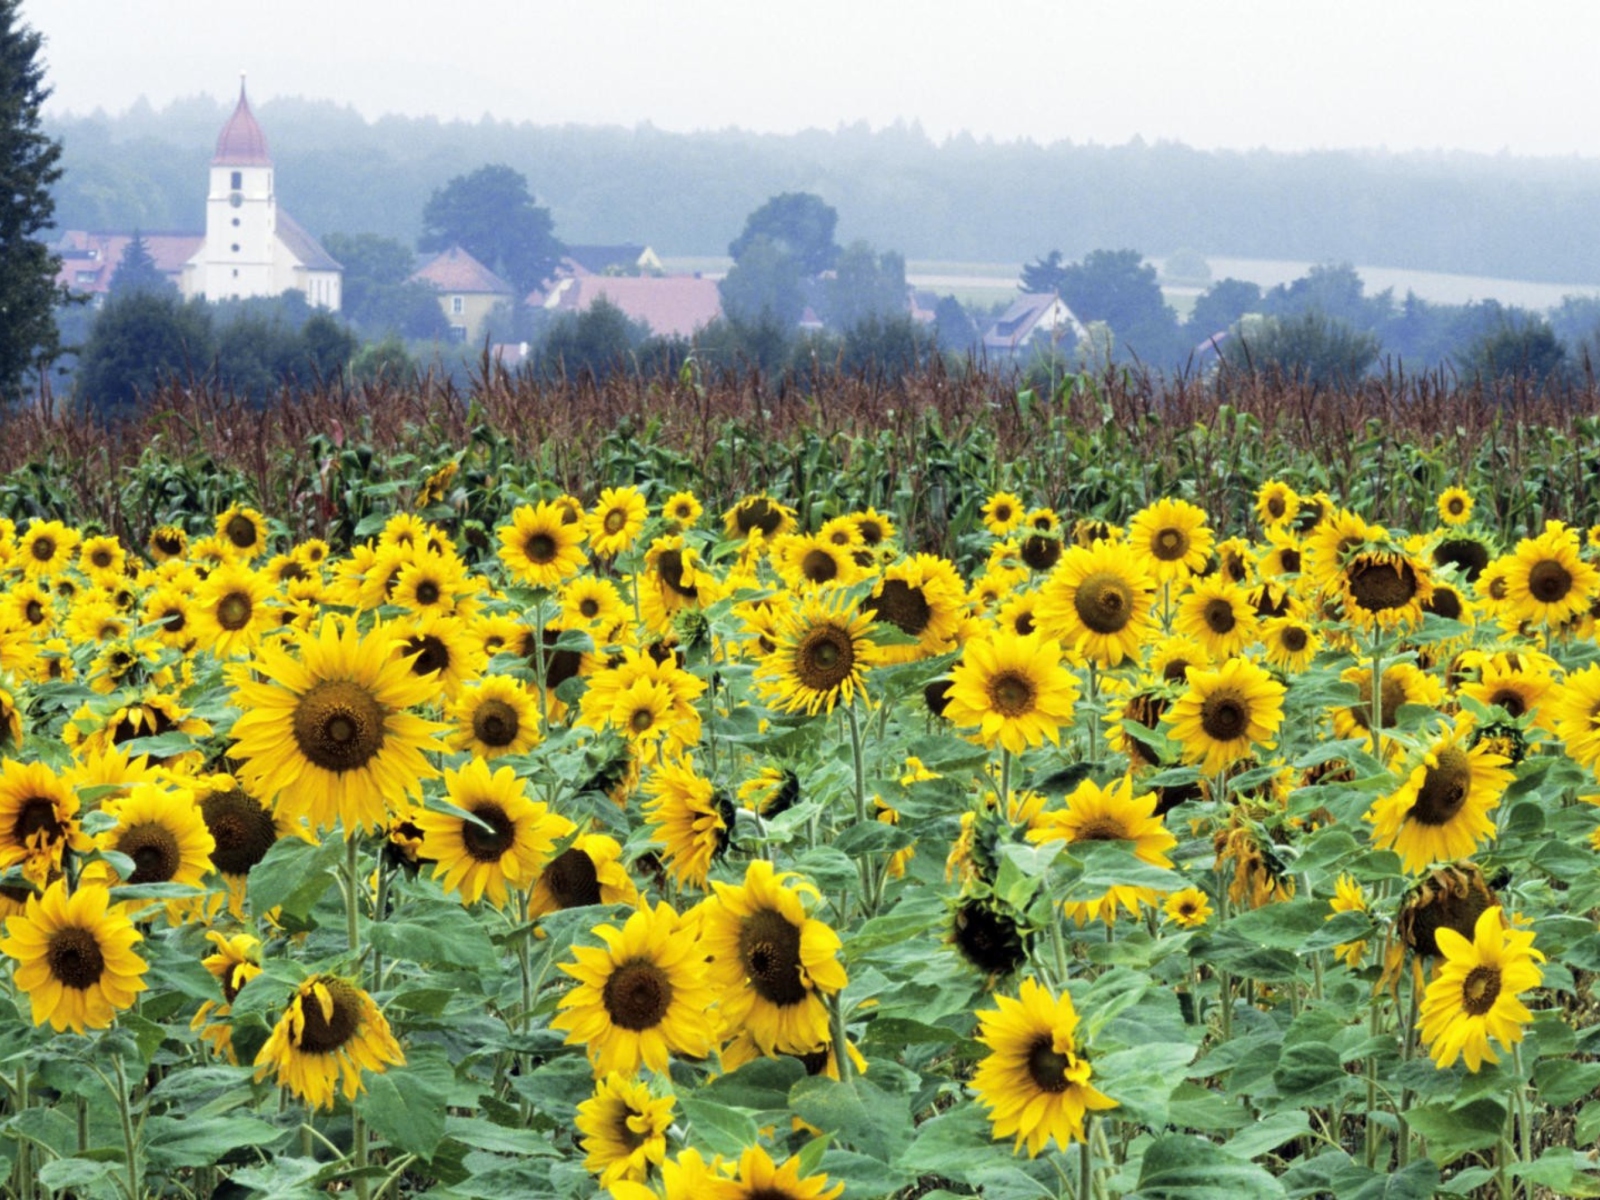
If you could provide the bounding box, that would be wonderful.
[532,275,722,339]
[411,245,517,344]
[981,293,1087,355]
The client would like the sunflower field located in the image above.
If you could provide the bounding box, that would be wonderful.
[4,370,1600,1199]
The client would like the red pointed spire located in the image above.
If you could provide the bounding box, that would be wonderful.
[213,74,271,166]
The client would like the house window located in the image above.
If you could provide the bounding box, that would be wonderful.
[75,270,97,284]
[448,325,468,344]
[230,171,242,189]
[451,296,465,316]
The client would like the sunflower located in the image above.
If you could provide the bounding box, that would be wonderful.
[228,615,445,837]
[588,486,649,559]
[1127,498,1213,584]
[19,520,79,578]
[942,631,1079,755]
[971,976,1116,1155]
[1502,523,1599,628]
[862,553,966,661]
[981,492,1026,537]
[1254,480,1300,529]
[1028,776,1176,924]
[0,685,21,754]
[774,534,865,592]
[641,757,730,889]
[415,758,573,908]
[0,758,88,888]
[582,649,705,756]
[640,535,721,632]
[1174,577,1259,660]
[716,1146,845,1200]
[1457,657,1554,731]
[1398,862,1501,958]
[1303,507,1376,596]
[191,930,262,1060]
[1260,614,1320,673]
[1330,661,1443,746]
[738,765,802,818]
[757,588,881,717]
[389,610,486,701]
[951,893,1032,978]
[445,675,542,759]
[147,524,189,563]
[194,775,288,911]
[608,1149,726,1200]
[528,832,639,919]
[1340,548,1433,631]
[701,859,848,1057]
[1035,540,1156,667]
[1163,886,1212,928]
[850,507,896,549]
[0,879,147,1034]
[254,974,404,1109]
[574,1072,675,1187]
[562,576,630,633]
[215,505,269,560]
[1433,531,1494,584]
[85,782,216,911]
[552,900,716,1076]
[1326,873,1370,968]
[142,583,198,652]
[1367,727,1511,873]
[391,551,474,618]
[497,501,588,589]
[1434,487,1473,527]
[724,494,797,541]
[78,534,127,582]
[1165,656,1286,775]
[1550,662,1600,769]
[1258,525,1304,579]
[658,490,703,531]
[1418,906,1543,1072]
[192,562,276,659]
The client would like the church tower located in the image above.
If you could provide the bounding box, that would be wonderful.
[198,75,276,301]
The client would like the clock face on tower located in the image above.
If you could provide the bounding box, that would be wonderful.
[229,192,243,208]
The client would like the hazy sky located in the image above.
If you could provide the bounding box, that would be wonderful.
[22,0,1600,156]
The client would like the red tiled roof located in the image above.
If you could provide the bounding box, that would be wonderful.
[411,245,515,296]
[534,275,722,338]
[214,78,271,167]
[54,231,204,294]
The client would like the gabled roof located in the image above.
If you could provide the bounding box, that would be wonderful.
[982,292,1085,351]
[276,210,341,272]
[532,275,722,338]
[214,78,271,167]
[411,245,515,296]
[563,244,651,275]
[54,231,204,294]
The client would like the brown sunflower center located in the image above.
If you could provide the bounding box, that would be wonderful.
[987,670,1036,718]
[30,536,56,562]
[414,580,442,607]
[216,591,253,631]
[1487,688,1525,718]
[1433,537,1490,582]
[460,802,516,861]
[13,797,63,846]
[857,518,885,546]
[991,502,1014,523]
[117,821,183,884]
[1280,626,1308,652]
[1020,535,1061,572]
[1352,674,1409,730]
[1199,691,1249,741]
[578,597,601,618]
[90,548,114,569]
[544,846,602,908]
[866,579,932,636]
[291,680,387,773]
[1346,559,1419,612]
[224,514,257,549]
[1202,598,1236,635]
[603,509,627,535]
[602,959,674,1030]
[628,705,658,734]
[738,907,807,1006]
[657,549,697,597]
[1025,1036,1074,1093]
[1152,528,1187,561]
[405,635,450,677]
[154,533,183,556]
[47,927,106,990]
[1073,817,1128,842]
[526,533,557,563]
[794,624,856,693]
[1266,495,1287,518]
[1528,559,1573,604]
[800,548,838,584]
[201,788,278,876]
[294,977,361,1053]
[1279,548,1302,574]
[472,698,520,748]
[161,608,187,633]
[1074,571,1134,634]
[24,599,45,625]
[1461,964,1502,1016]
[1410,747,1473,826]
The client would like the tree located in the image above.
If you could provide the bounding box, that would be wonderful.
[1221,311,1380,387]
[1459,317,1566,385]
[419,164,563,296]
[108,231,175,299]
[1185,278,1262,338]
[0,1,66,403]
[1262,263,1393,331]
[824,241,906,330]
[324,232,452,340]
[932,295,977,350]
[839,314,933,378]
[718,235,805,329]
[728,192,839,277]
[536,297,647,381]
[75,292,215,417]
[1056,249,1181,364]
[1019,250,1067,295]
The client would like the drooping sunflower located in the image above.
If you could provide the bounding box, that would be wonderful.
[862,553,966,661]
[254,974,404,1110]
[415,758,573,908]
[192,562,276,659]
[982,491,1027,537]
[1174,576,1259,660]
[724,493,797,541]
[1367,727,1511,873]
[0,758,88,888]
[700,859,849,1057]
[194,774,289,912]
[576,1072,675,1187]
[19,520,80,578]
[1127,498,1213,584]
[215,505,269,560]
[0,879,148,1034]
[497,501,588,589]
[1035,540,1156,668]
[1340,547,1433,631]
[551,900,717,1076]
[757,588,882,717]
[1433,531,1494,584]
[191,930,262,1060]
[1303,507,1375,597]
[1330,661,1443,746]
[1437,487,1474,527]
[228,615,445,837]
[1418,906,1544,1072]
[971,976,1116,1155]
[528,832,640,919]
[588,486,649,559]
[951,892,1032,978]
[1502,523,1599,628]
[445,675,542,760]
[1164,656,1286,775]
[716,1146,845,1200]
[641,757,731,889]
[942,631,1079,755]
[1028,776,1177,924]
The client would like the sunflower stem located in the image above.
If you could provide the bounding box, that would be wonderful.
[1085,664,1099,764]
[1368,628,1384,762]
[111,1054,140,1200]
[1513,1042,1532,1193]
[14,1064,30,1200]
[830,991,853,1085]
[353,1109,371,1200]
[344,832,363,956]
[1398,967,1420,1168]
[532,596,551,739]
[1363,987,1382,1169]
[1078,1116,1093,1200]
[999,748,1013,813]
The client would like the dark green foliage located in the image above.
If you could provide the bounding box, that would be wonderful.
[728,191,839,277]
[0,0,64,403]
[1459,316,1567,384]
[932,295,978,351]
[824,242,907,331]
[418,164,562,295]
[1222,311,1381,387]
[1052,249,1182,364]
[718,235,805,328]
[839,314,934,378]
[323,231,450,339]
[1186,278,1262,338]
[534,297,648,381]
[108,231,175,299]
[75,291,215,416]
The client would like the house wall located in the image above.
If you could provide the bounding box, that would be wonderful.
[441,292,511,344]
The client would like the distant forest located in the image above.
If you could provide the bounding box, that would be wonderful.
[45,95,1600,282]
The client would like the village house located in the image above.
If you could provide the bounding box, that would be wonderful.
[411,245,517,344]
[531,274,722,339]
[980,292,1088,355]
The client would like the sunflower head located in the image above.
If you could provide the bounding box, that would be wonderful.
[1398,861,1500,958]
[951,893,1032,978]
[254,974,404,1109]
